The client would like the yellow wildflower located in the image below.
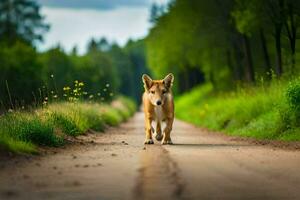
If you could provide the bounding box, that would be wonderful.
[78,82,84,86]
[63,86,70,91]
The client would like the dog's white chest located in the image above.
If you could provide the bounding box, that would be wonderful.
[154,106,163,122]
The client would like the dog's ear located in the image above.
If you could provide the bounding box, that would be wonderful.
[163,73,174,88]
[142,74,153,91]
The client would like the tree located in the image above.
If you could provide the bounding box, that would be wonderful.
[232,0,265,82]
[270,0,284,76]
[149,3,165,24]
[99,37,110,52]
[283,0,300,71]
[0,0,49,45]
[0,42,43,108]
[71,45,78,56]
[147,0,235,91]
[39,46,75,94]
[87,38,98,53]
[124,39,150,102]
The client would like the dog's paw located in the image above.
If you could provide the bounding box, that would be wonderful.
[161,138,173,145]
[144,138,154,144]
[155,133,163,141]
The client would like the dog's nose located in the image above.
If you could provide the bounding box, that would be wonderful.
[156,100,162,105]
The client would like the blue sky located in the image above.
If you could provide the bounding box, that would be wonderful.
[36,0,151,10]
[37,0,169,54]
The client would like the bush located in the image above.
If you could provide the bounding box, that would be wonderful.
[286,79,300,121]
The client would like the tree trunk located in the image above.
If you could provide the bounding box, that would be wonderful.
[226,49,237,81]
[232,39,243,81]
[285,3,297,71]
[242,34,255,82]
[209,70,216,89]
[290,22,296,72]
[259,28,271,78]
[274,26,283,76]
[182,69,189,93]
[291,46,296,71]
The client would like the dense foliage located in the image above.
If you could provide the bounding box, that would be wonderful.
[0,0,149,110]
[147,0,300,93]
[0,39,148,110]
[0,0,49,45]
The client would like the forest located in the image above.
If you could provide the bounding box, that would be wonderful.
[147,0,300,92]
[0,0,300,153]
[145,0,300,141]
[0,0,149,110]
[2,0,300,107]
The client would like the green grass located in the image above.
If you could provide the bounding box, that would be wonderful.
[175,78,300,141]
[0,96,136,154]
[0,133,37,154]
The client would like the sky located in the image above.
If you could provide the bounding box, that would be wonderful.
[37,0,169,54]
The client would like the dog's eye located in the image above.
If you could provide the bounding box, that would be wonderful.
[162,90,167,94]
[150,91,155,94]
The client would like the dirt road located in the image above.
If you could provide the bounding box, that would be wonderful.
[1,112,300,200]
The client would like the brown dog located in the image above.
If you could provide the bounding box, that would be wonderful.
[142,73,174,145]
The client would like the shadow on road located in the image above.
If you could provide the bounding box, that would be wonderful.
[171,143,253,148]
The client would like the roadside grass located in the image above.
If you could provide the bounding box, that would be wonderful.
[0,96,136,154]
[175,78,300,141]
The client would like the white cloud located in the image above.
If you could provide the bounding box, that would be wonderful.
[39,6,150,54]
[38,0,170,54]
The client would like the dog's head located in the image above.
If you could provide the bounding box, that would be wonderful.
[142,73,174,106]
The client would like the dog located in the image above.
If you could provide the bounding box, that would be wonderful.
[142,73,174,145]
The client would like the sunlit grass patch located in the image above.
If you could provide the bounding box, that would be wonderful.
[231,111,282,139]
[0,96,136,154]
[0,112,63,146]
[278,128,300,141]
[80,104,106,132]
[0,133,37,154]
[49,104,90,136]
[176,79,300,141]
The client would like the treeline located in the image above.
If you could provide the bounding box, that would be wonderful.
[40,38,148,102]
[0,0,148,110]
[146,0,300,93]
[0,39,148,109]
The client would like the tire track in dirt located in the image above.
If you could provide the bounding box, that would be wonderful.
[133,145,186,200]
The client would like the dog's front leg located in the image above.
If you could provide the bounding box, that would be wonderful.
[144,117,154,144]
[162,117,173,145]
[155,121,163,141]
